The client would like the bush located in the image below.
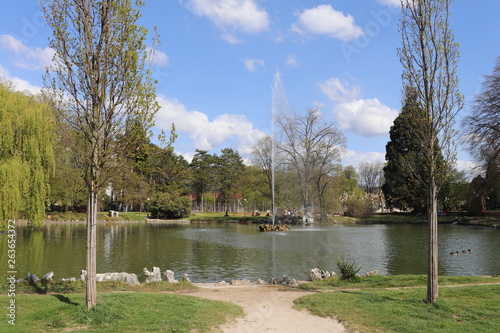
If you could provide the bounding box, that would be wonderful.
[149,192,191,219]
[345,198,373,218]
[336,256,362,283]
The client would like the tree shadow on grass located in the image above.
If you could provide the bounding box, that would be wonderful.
[52,294,79,306]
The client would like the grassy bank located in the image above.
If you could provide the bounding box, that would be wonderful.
[295,275,500,333]
[0,281,242,332]
[45,211,148,222]
[188,211,268,223]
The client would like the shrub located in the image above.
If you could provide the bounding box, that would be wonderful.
[336,256,362,283]
[149,192,191,219]
[345,198,373,218]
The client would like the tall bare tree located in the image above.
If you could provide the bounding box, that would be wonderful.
[43,0,159,308]
[358,161,384,194]
[277,108,345,216]
[399,0,463,302]
[464,57,500,181]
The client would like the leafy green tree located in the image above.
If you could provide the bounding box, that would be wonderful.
[0,83,55,228]
[339,165,359,195]
[43,0,159,308]
[149,192,191,219]
[49,119,86,212]
[439,169,470,212]
[150,145,190,194]
[238,165,268,214]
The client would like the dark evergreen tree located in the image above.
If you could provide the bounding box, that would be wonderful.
[217,148,245,214]
[382,87,427,212]
[189,149,217,212]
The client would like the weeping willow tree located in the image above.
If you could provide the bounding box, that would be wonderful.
[42,0,159,309]
[0,83,55,228]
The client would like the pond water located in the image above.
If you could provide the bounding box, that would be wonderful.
[2,222,499,282]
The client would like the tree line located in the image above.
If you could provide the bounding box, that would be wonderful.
[3,72,499,229]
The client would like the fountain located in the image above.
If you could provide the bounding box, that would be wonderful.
[259,71,291,232]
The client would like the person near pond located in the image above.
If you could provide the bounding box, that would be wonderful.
[481,208,485,218]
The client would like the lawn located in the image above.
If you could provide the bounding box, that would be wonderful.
[0,291,243,332]
[295,275,500,333]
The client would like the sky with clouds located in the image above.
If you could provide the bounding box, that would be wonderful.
[1,0,499,172]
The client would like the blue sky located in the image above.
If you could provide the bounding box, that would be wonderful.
[1,0,499,174]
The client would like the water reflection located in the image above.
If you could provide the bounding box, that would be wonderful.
[1,223,499,282]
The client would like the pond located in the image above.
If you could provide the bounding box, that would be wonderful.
[2,222,499,282]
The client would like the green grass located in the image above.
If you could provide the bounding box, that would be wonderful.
[0,292,243,332]
[295,275,500,332]
[299,274,500,290]
[46,211,148,222]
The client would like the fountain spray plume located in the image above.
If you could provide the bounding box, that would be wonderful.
[271,71,291,226]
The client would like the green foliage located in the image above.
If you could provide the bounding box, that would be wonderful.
[345,198,373,219]
[336,256,362,283]
[0,83,55,228]
[149,192,191,219]
[49,122,86,212]
[189,148,245,213]
[383,87,427,212]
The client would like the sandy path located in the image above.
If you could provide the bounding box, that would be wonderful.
[189,283,346,333]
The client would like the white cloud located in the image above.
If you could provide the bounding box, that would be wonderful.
[0,34,54,70]
[147,47,169,66]
[333,98,398,137]
[241,58,264,72]
[155,95,266,154]
[221,33,243,44]
[0,65,41,94]
[456,160,481,179]
[377,0,401,7]
[285,54,298,67]
[291,5,363,41]
[185,0,269,34]
[318,77,360,103]
[342,149,386,167]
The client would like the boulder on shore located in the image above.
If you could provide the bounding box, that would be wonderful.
[309,268,335,281]
[143,267,162,283]
[270,275,300,287]
[42,271,55,283]
[164,270,179,283]
[80,270,140,285]
[182,273,191,283]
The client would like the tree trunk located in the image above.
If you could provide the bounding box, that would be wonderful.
[427,182,438,303]
[86,180,98,309]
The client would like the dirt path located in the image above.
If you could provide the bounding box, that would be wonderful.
[189,283,346,333]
